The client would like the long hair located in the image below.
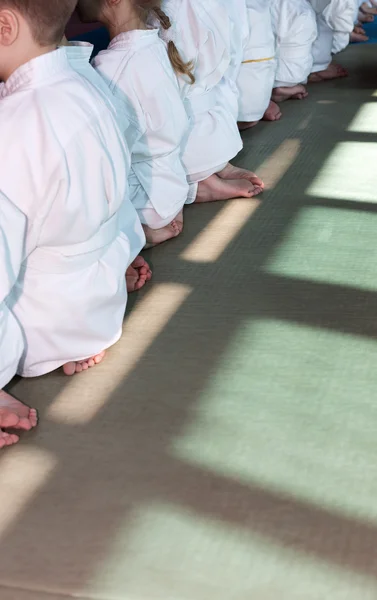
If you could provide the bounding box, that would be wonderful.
[138,1,195,84]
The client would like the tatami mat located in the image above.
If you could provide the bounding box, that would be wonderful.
[2,43,377,599]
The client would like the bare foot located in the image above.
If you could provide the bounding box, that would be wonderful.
[0,428,19,449]
[218,163,264,191]
[351,24,368,42]
[358,10,374,22]
[351,30,369,42]
[175,209,184,229]
[143,219,182,248]
[272,85,308,102]
[238,120,258,131]
[0,389,38,431]
[196,174,257,202]
[360,2,377,15]
[63,351,106,376]
[309,62,348,82]
[263,100,282,121]
[126,256,152,293]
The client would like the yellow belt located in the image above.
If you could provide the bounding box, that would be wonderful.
[242,56,275,64]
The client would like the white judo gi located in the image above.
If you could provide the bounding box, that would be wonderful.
[0,195,26,389]
[217,0,249,123]
[93,30,192,229]
[65,42,129,132]
[309,0,357,71]
[328,0,359,54]
[271,0,317,88]
[1,49,145,378]
[161,0,243,182]
[237,0,276,123]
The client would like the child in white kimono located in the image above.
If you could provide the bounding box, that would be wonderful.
[161,0,264,202]
[308,0,355,81]
[237,0,281,130]
[63,40,153,286]
[0,0,146,438]
[77,0,196,247]
[270,0,317,103]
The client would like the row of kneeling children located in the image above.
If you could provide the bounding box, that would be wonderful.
[0,0,372,448]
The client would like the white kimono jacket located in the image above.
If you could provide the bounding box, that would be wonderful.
[0,49,145,378]
[161,0,243,181]
[237,0,277,122]
[327,0,359,54]
[216,0,250,124]
[309,0,357,71]
[271,0,317,88]
[0,195,26,389]
[65,42,131,138]
[93,30,192,229]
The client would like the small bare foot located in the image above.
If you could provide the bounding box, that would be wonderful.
[0,428,19,449]
[0,389,38,431]
[355,25,367,34]
[360,2,377,15]
[309,62,348,82]
[333,63,348,77]
[263,100,282,121]
[126,256,152,293]
[196,174,257,202]
[238,120,258,131]
[63,351,106,376]
[358,9,374,22]
[218,163,264,191]
[143,219,182,248]
[351,30,369,42]
[272,84,308,102]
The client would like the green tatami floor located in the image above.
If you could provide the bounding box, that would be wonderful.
[3,43,377,599]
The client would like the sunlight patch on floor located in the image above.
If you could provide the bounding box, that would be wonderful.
[348,103,377,133]
[264,205,377,291]
[181,139,300,264]
[86,501,377,600]
[256,139,301,191]
[0,447,56,540]
[47,283,192,425]
[307,142,377,203]
[181,199,260,264]
[170,317,377,525]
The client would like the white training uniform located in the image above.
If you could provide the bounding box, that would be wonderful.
[271,0,317,88]
[0,49,145,378]
[161,0,243,182]
[93,29,192,229]
[65,42,131,136]
[218,0,249,122]
[0,195,26,389]
[309,0,357,71]
[327,0,359,54]
[237,0,276,123]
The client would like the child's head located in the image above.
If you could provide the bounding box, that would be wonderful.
[77,0,194,83]
[0,0,76,79]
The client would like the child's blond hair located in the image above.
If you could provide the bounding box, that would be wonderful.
[140,2,195,84]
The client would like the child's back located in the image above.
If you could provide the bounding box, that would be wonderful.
[309,0,357,77]
[270,0,317,97]
[93,28,191,240]
[1,48,145,377]
[161,0,243,179]
[237,0,277,125]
